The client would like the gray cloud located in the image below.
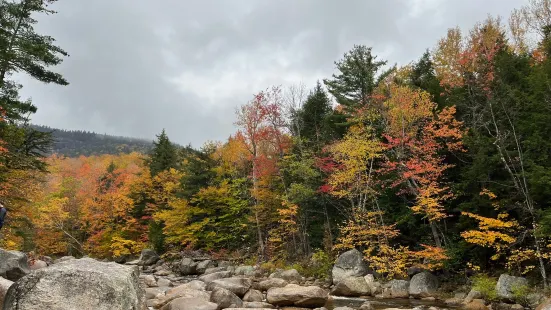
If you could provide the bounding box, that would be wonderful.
[17,0,526,147]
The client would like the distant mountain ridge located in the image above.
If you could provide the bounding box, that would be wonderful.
[31,124,155,157]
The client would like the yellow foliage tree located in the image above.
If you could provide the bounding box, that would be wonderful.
[325,123,383,216]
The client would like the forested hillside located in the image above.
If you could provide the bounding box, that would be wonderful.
[31,125,155,157]
[4,0,551,298]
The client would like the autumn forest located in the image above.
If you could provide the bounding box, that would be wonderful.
[3,0,551,289]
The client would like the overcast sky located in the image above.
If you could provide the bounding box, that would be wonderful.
[18,0,526,147]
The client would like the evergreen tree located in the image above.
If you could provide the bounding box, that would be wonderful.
[0,0,69,88]
[179,143,216,199]
[144,129,179,252]
[323,45,387,114]
[148,129,178,177]
[297,81,334,146]
[0,0,68,203]
[409,51,444,107]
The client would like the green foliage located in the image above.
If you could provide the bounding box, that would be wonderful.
[148,221,166,254]
[186,179,251,251]
[0,0,69,87]
[472,275,499,301]
[295,82,337,145]
[179,144,217,199]
[324,45,387,113]
[31,125,156,157]
[148,129,178,177]
[259,260,285,273]
[296,249,333,279]
[11,1,551,291]
[511,283,531,306]
[0,0,67,216]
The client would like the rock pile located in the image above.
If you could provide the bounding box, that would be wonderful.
[1,247,546,310]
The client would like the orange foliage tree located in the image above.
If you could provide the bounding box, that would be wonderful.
[235,86,291,258]
[379,85,464,248]
[32,153,146,258]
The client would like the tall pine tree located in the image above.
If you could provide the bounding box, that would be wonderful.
[323,45,387,114]
[297,81,334,146]
[146,129,179,252]
[148,129,178,177]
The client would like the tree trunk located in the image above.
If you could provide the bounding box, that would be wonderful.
[532,220,548,288]
[324,205,333,250]
[429,220,442,248]
[254,208,265,259]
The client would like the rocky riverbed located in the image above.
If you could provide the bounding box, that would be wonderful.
[0,248,547,310]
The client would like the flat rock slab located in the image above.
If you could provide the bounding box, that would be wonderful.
[3,258,146,310]
[161,297,218,310]
[207,277,252,297]
[267,284,328,307]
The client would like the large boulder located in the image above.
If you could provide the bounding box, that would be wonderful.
[152,285,210,309]
[145,287,164,299]
[364,274,382,295]
[199,271,232,284]
[382,280,410,298]
[204,267,227,275]
[258,278,289,291]
[266,284,328,307]
[168,280,207,294]
[234,266,255,276]
[408,271,439,298]
[210,287,243,309]
[269,269,302,282]
[197,260,216,274]
[207,277,252,297]
[139,249,160,266]
[180,258,198,276]
[243,289,263,302]
[332,249,368,284]
[0,249,30,281]
[3,257,146,310]
[217,260,232,268]
[496,274,528,300]
[161,297,218,310]
[0,277,14,307]
[330,276,371,297]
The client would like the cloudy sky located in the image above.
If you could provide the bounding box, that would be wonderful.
[19,0,526,147]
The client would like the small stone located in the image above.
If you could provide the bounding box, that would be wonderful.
[465,299,488,310]
[29,259,48,270]
[445,298,464,306]
[158,277,172,287]
[359,301,373,310]
[142,274,158,287]
[465,289,483,303]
